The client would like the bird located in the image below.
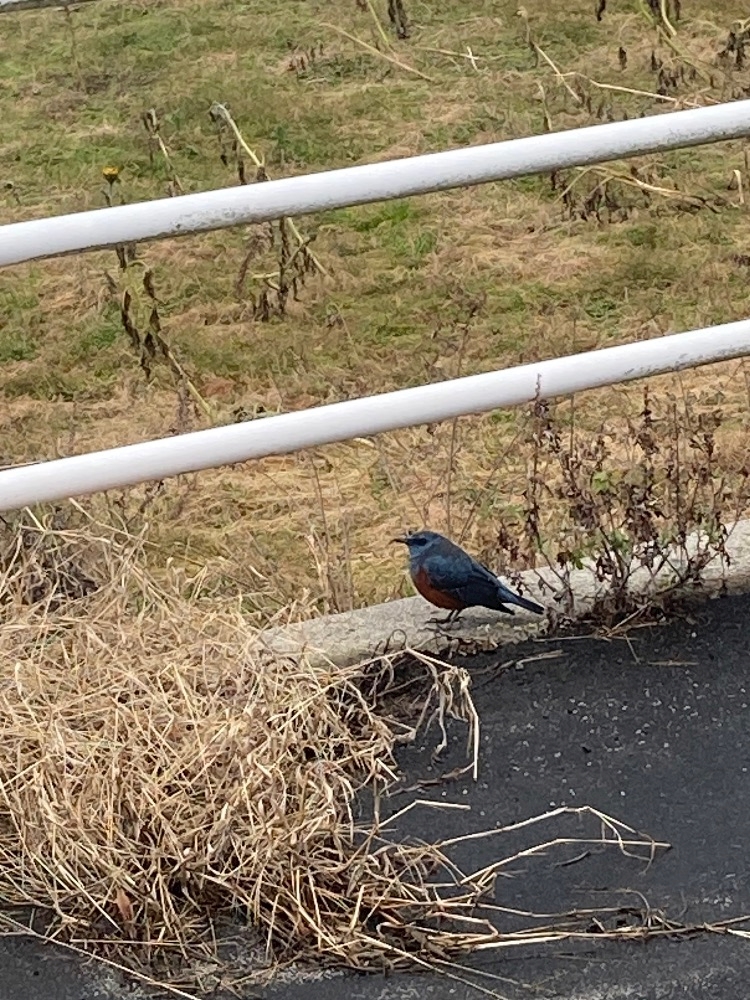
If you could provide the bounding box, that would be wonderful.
[392,529,544,625]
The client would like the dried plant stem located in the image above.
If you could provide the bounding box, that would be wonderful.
[636,2,715,87]
[655,25,715,85]
[120,263,213,419]
[142,108,184,195]
[444,318,471,538]
[100,176,211,419]
[532,41,583,105]
[322,22,433,81]
[209,102,328,277]
[362,0,393,51]
[659,0,678,37]
[593,165,720,210]
[555,162,720,215]
[582,75,714,108]
[419,45,483,69]
[61,4,83,89]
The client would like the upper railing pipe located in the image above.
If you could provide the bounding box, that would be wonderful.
[2,101,750,267]
[0,0,100,11]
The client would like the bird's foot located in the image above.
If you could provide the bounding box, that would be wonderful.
[426,612,463,632]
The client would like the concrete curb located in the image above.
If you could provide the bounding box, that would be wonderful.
[261,519,750,665]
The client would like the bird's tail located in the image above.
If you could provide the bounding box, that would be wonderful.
[511,592,544,615]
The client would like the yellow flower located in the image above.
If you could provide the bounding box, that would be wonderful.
[102,166,121,184]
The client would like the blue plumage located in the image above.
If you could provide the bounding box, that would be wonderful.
[393,529,544,623]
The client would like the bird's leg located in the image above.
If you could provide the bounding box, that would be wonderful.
[427,608,463,630]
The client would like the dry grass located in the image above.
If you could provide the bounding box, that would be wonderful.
[0,515,392,958]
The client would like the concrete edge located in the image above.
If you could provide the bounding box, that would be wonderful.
[259,519,750,666]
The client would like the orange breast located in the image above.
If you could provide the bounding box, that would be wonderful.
[412,565,465,610]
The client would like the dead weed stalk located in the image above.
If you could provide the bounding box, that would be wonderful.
[387,0,411,41]
[512,384,750,626]
[142,108,184,196]
[100,169,211,419]
[209,102,325,320]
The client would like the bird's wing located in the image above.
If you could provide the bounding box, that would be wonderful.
[475,560,539,610]
[478,562,544,614]
[424,551,513,610]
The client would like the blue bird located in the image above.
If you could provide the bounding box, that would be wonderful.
[393,529,544,624]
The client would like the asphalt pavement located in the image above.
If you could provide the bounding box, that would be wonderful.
[4,591,750,999]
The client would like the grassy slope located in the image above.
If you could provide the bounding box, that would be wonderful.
[2,0,750,615]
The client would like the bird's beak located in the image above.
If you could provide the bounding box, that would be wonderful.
[391,536,409,545]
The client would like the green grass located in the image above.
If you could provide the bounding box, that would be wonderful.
[2,0,750,613]
[0,331,36,364]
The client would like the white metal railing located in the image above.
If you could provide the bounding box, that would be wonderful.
[0,0,101,11]
[2,102,750,510]
[1,319,750,511]
[3,101,750,267]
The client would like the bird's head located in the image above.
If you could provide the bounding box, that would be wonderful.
[391,530,444,553]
